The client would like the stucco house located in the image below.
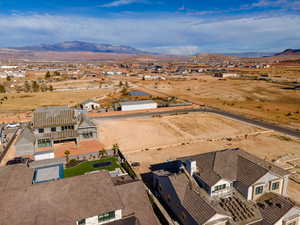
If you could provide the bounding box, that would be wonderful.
[15,106,98,157]
[151,148,299,225]
[0,165,159,225]
[80,100,100,112]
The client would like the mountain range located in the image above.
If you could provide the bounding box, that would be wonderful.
[9,41,147,54]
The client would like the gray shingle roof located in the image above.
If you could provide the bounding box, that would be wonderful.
[180,148,289,187]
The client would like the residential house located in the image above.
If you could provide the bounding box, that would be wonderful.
[15,106,98,157]
[80,100,100,112]
[150,148,298,225]
[0,165,159,225]
[180,148,290,201]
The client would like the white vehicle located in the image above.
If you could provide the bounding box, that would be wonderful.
[5,123,20,128]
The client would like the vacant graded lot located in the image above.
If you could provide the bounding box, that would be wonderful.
[96,112,264,152]
[0,89,112,113]
[134,78,300,129]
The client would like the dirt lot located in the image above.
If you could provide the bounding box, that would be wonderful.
[133,77,300,129]
[96,112,264,152]
[0,88,114,123]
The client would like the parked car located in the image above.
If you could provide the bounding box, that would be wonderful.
[6,157,30,165]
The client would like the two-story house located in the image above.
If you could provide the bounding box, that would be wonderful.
[180,148,290,201]
[15,106,98,157]
[151,148,300,225]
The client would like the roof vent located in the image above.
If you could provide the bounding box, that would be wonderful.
[257,202,265,209]
[265,200,273,206]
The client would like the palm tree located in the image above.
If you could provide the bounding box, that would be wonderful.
[112,143,119,156]
[98,149,107,159]
[64,150,70,163]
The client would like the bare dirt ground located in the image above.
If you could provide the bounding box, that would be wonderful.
[132,78,300,129]
[96,112,264,152]
[95,112,300,203]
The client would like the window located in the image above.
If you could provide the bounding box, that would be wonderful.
[214,184,226,191]
[38,128,44,133]
[255,186,264,195]
[61,125,74,131]
[272,182,280,190]
[37,139,52,148]
[98,211,115,223]
[82,132,93,139]
[51,127,56,132]
[77,219,86,225]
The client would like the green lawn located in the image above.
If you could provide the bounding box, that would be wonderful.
[64,157,120,178]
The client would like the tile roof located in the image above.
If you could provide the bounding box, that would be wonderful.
[0,164,34,192]
[33,107,77,128]
[0,169,158,225]
[180,148,289,187]
[257,193,297,225]
[161,172,228,224]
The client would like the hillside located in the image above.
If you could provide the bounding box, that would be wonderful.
[274,49,300,56]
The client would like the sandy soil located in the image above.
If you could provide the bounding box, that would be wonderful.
[96,112,263,152]
[133,78,300,129]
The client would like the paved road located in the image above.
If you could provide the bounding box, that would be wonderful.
[92,107,300,138]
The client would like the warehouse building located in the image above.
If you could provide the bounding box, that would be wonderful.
[119,100,158,111]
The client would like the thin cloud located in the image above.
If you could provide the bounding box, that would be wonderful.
[100,0,147,7]
[0,13,300,54]
[246,0,300,10]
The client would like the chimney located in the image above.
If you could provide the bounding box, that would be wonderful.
[186,160,197,176]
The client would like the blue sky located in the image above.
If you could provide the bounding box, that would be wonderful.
[0,0,299,55]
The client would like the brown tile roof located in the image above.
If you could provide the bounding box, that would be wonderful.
[0,164,34,192]
[257,193,297,225]
[33,107,77,128]
[165,172,228,224]
[1,171,124,225]
[0,169,157,225]
[180,148,289,187]
[116,181,159,225]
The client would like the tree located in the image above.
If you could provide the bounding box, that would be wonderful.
[54,71,60,76]
[49,85,54,92]
[125,81,129,88]
[0,85,6,93]
[24,81,31,92]
[121,87,128,96]
[32,81,40,92]
[112,143,119,156]
[6,76,11,82]
[98,149,107,159]
[64,150,71,163]
[119,81,123,87]
[45,71,51,79]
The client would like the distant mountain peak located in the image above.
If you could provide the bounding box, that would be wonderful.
[9,41,147,54]
[274,48,300,56]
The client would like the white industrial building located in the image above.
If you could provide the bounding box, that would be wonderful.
[120,100,158,111]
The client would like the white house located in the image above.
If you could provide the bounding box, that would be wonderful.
[80,100,100,112]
